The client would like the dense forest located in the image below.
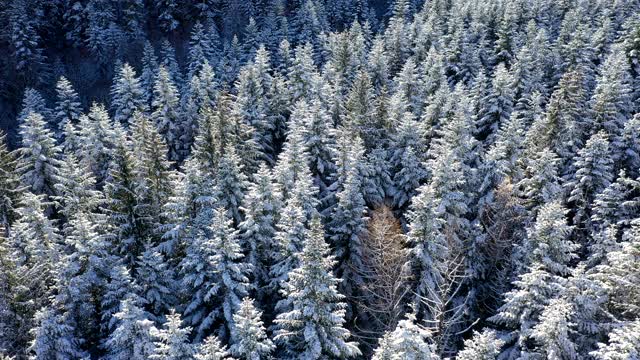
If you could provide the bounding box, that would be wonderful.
[1,0,640,358]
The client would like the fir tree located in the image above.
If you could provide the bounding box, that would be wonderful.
[150,309,195,360]
[103,296,156,360]
[195,335,235,360]
[0,131,22,235]
[17,112,62,198]
[229,297,274,360]
[457,330,504,360]
[372,311,440,360]
[111,63,147,125]
[54,76,82,138]
[274,216,361,359]
[238,164,281,300]
[136,244,176,319]
[151,65,183,161]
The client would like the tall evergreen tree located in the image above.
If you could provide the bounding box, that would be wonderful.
[54,76,82,138]
[151,66,183,161]
[229,297,274,360]
[150,309,195,360]
[17,112,62,198]
[111,63,147,125]
[274,216,361,359]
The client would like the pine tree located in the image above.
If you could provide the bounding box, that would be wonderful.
[151,65,183,161]
[274,216,361,359]
[111,63,147,125]
[104,296,156,360]
[17,112,62,198]
[150,309,195,360]
[229,297,274,360]
[54,76,82,138]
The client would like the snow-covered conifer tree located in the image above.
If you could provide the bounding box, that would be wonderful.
[111,63,147,125]
[54,76,82,138]
[274,216,361,359]
[152,65,183,160]
[150,309,195,360]
[103,296,156,360]
[229,297,274,360]
[17,112,62,198]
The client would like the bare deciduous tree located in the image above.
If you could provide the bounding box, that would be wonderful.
[353,205,410,352]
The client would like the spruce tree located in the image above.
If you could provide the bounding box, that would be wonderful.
[28,308,88,359]
[150,309,195,360]
[103,296,156,360]
[76,103,119,185]
[329,167,367,305]
[0,131,22,235]
[457,330,504,360]
[566,131,614,233]
[274,216,361,359]
[17,112,62,198]
[130,112,176,244]
[214,147,249,225]
[54,76,82,138]
[371,311,440,360]
[111,63,147,125]
[229,297,274,360]
[151,66,183,161]
[238,164,281,300]
[195,335,235,360]
[136,244,176,319]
